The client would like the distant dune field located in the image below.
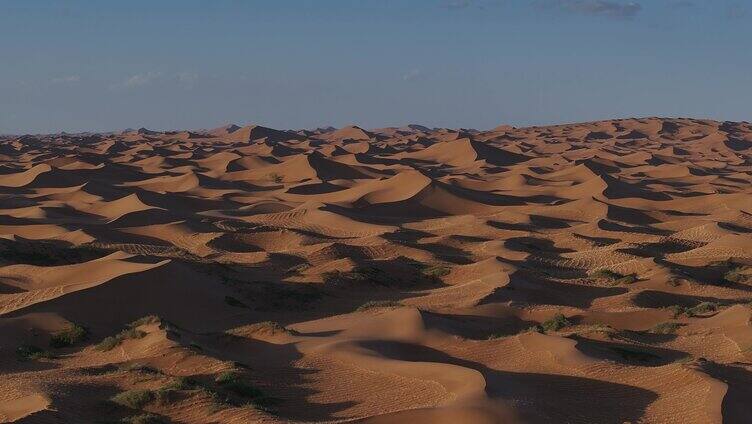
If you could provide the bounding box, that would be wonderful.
[1,117,751,423]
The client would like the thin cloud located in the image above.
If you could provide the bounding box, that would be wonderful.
[443,0,498,11]
[726,3,747,20]
[669,0,694,8]
[543,0,642,19]
[51,75,80,84]
[445,0,473,9]
[111,71,162,90]
[177,71,199,88]
[402,69,423,81]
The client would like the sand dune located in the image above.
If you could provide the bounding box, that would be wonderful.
[1,117,751,423]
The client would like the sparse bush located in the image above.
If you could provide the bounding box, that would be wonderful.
[111,389,155,409]
[687,302,718,317]
[667,305,686,318]
[356,300,402,312]
[162,376,195,391]
[540,313,570,332]
[121,413,165,424]
[325,264,442,288]
[49,324,88,348]
[95,319,153,351]
[650,322,680,334]
[592,269,636,285]
[16,344,52,361]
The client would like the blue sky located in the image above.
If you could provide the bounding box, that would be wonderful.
[1,0,750,133]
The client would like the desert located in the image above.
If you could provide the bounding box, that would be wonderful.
[0,117,751,423]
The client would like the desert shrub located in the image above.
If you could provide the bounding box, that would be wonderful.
[615,274,637,284]
[323,267,391,286]
[687,302,718,317]
[129,316,160,328]
[592,269,623,279]
[96,336,121,351]
[111,390,155,409]
[162,376,195,391]
[356,300,402,312]
[666,305,687,318]
[724,266,749,284]
[540,313,570,332]
[95,323,150,352]
[156,376,195,404]
[667,302,719,318]
[420,265,451,278]
[224,295,247,308]
[268,172,283,183]
[666,278,682,287]
[121,413,165,424]
[592,269,636,285]
[325,264,443,288]
[650,322,680,334]
[16,344,52,361]
[49,324,88,348]
[215,371,265,398]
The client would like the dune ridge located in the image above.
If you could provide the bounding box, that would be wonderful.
[1,117,752,423]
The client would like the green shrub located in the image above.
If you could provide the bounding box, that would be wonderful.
[356,300,402,312]
[650,322,680,334]
[49,324,88,348]
[540,313,570,332]
[16,344,52,361]
[111,390,155,409]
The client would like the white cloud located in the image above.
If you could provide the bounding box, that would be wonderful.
[51,75,80,84]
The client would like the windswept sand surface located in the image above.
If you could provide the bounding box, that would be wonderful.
[1,117,752,423]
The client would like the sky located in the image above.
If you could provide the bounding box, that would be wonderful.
[0,0,750,134]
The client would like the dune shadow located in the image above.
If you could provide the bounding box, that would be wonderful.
[357,340,657,424]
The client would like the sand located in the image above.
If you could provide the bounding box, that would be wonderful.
[1,117,751,423]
